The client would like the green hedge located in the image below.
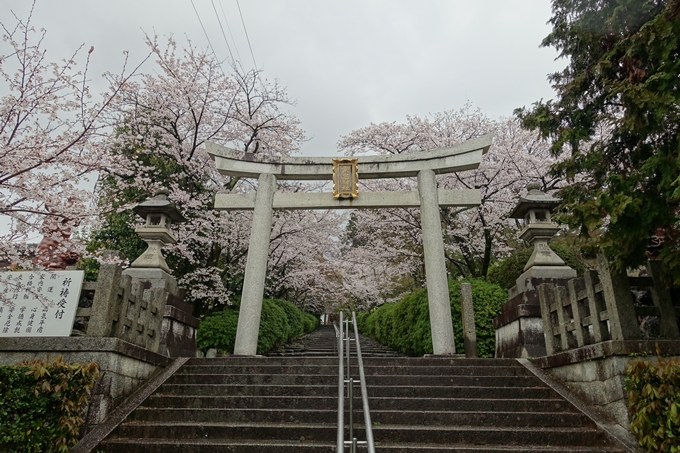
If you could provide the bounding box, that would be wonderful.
[0,356,99,453]
[357,279,506,357]
[197,298,319,354]
[626,356,680,452]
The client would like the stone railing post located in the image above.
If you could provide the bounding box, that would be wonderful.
[596,253,639,341]
[87,254,123,337]
[584,270,610,343]
[537,283,558,356]
[646,259,680,340]
[568,278,589,347]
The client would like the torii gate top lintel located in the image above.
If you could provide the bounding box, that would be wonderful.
[205,132,492,180]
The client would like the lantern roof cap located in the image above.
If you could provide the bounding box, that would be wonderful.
[132,189,187,223]
[509,182,561,219]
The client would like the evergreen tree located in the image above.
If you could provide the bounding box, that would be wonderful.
[517,0,680,280]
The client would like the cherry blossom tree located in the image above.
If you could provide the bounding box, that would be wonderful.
[0,3,144,266]
[94,36,345,317]
[336,105,559,305]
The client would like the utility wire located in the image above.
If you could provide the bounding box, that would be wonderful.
[191,0,223,65]
[211,0,237,64]
[236,0,258,69]
[218,0,244,65]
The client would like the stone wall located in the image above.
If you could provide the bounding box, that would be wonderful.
[159,293,199,357]
[531,340,680,428]
[544,356,630,427]
[0,336,172,432]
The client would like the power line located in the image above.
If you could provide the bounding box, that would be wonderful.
[236,0,258,69]
[190,0,223,65]
[218,0,244,65]
[211,0,237,64]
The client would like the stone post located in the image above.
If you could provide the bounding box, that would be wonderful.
[234,173,277,356]
[596,252,640,341]
[460,283,477,358]
[646,259,680,340]
[417,169,456,355]
[87,259,123,337]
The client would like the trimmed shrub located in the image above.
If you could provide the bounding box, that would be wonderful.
[197,298,317,354]
[302,312,319,333]
[196,308,239,353]
[357,279,506,357]
[272,299,304,339]
[626,355,680,452]
[0,356,99,453]
[487,242,587,290]
[257,299,291,352]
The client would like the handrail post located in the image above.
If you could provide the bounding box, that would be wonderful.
[337,312,375,453]
[336,312,344,453]
[345,319,351,377]
[352,311,375,453]
[348,377,354,448]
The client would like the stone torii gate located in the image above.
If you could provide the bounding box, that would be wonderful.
[206,133,493,356]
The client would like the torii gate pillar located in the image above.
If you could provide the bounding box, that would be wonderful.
[233,173,276,355]
[418,169,455,355]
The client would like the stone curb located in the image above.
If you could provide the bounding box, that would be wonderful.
[71,356,189,453]
[0,336,174,367]
[517,358,644,453]
[529,340,680,368]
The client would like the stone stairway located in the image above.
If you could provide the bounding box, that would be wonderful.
[268,324,402,357]
[95,326,627,452]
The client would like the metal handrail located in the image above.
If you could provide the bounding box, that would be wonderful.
[335,312,376,453]
[352,311,375,452]
[336,313,344,452]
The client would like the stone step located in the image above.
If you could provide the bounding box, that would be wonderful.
[265,325,404,358]
[187,357,521,367]
[156,383,559,399]
[110,422,614,447]
[142,395,574,412]
[177,364,532,377]
[99,438,622,453]
[129,407,592,427]
[166,373,541,387]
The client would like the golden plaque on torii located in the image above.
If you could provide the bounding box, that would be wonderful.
[332,158,359,199]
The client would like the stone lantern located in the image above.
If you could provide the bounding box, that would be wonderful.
[492,182,576,358]
[129,190,186,274]
[509,182,571,273]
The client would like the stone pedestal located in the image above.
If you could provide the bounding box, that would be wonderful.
[494,266,576,358]
[159,292,200,357]
[121,267,180,296]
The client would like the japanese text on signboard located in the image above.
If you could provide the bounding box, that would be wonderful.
[0,270,84,337]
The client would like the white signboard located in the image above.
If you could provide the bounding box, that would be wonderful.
[0,270,84,337]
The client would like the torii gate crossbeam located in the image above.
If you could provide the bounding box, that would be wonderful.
[207,133,493,356]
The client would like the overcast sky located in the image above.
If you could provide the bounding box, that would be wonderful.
[2,0,563,156]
